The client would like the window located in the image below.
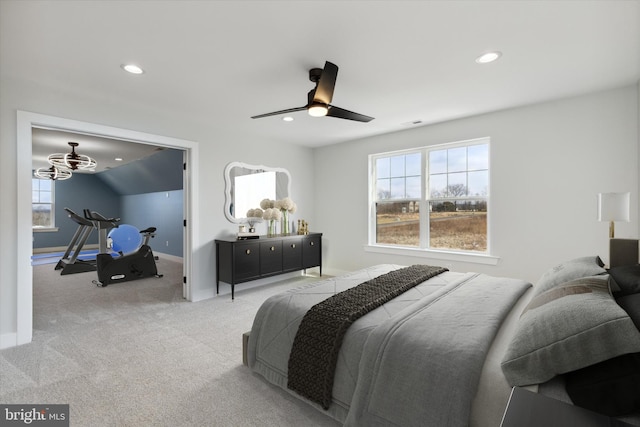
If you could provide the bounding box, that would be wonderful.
[374,152,422,247]
[370,138,489,254]
[32,178,54,229]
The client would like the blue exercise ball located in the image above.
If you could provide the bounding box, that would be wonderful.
[108,224,142,255]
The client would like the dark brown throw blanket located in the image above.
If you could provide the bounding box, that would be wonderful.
[287,264,448,409]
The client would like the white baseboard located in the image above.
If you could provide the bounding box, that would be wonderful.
[33,244,99,254]
[153,252,183,263]
[191,287,216,302]
[0,332,17,350]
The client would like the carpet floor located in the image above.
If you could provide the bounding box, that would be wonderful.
[0,258,339,426]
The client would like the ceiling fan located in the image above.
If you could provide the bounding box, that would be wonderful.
[251,61,374,123]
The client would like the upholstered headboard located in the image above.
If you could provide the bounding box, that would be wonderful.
[610,238,640,268]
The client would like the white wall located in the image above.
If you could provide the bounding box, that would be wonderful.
[0,75,316,345]
[314,85,639,283]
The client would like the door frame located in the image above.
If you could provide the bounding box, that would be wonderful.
[16,110,199,346]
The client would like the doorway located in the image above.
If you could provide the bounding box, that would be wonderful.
[16,111,200,346]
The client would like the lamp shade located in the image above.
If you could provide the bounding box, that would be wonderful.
[598,192,630,222]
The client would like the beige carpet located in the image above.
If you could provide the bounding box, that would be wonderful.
[0,257,339,426]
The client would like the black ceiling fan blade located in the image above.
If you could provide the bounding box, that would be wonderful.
[326,105,374,122]
[313,61,338,105]
[251,106,307,119]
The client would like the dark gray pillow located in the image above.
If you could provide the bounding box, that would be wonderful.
[502,275,640,386]
[532,256,606,297]
[617,293,640,330]
[609,264,640,296]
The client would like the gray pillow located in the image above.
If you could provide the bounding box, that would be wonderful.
[609,264,640,296]
[501,275,640,386]
[532,256,606,297]
[617,293,640,330]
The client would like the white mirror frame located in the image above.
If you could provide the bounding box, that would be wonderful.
[223,161,292,224]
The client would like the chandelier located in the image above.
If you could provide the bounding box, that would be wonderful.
[34,165,73,180]
[48,142,96,171]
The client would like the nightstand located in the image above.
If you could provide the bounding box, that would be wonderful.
[500,387,636,427]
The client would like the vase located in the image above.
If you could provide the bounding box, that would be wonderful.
[281,210,290,234]
[268,219,276,236]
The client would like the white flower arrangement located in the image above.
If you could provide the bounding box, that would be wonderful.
[262,208,282,221]
[246,208,263,218]
[260,199,275,210]
[276,197,297,213]
[260,198,296,234]
[262,197,297,213]
[263,207,282,235]
[246,208,264,227]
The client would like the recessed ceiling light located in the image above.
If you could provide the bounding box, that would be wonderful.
[282,116,294,122]
[475,51,502,64]
[114,157,123,161]
[121,64,144,74]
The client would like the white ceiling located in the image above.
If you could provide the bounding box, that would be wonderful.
[4,0,640,166]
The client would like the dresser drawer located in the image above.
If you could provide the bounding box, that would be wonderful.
[233,242,260,282]
[260,241,282,275]
[302,234,321,269]
[282,237,303,271]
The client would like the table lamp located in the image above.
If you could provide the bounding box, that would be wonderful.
[598,192,630,238]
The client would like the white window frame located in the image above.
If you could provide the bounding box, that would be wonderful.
[32,177,58,232]
[366,137,499,265]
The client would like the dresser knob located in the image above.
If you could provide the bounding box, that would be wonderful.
[245,249,251,255]
[291,243,296,248]
[310,241,314,246]
[270,246,275,251]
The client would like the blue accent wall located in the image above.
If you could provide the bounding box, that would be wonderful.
[120,190,183,257]
[33,173,120,248]
[96,149,183,195]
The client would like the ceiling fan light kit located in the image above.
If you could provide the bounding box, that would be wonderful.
[308,103,328,117]
[47,142,97,171]
[251,61,374,123]
[34,165,73,181]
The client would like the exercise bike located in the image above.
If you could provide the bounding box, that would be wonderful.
[83,209,163,287]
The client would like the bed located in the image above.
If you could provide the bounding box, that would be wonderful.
[246,254,640,426]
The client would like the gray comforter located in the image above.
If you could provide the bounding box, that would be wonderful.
[247,264,531,426]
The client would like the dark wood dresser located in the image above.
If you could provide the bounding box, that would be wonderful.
[215,232,322,299]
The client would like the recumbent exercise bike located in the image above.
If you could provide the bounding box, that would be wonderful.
[83,209,163,287]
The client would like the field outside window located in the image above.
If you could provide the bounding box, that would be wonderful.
[371,139,489,254]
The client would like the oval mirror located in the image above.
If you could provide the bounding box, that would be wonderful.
[224,162,292,224]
